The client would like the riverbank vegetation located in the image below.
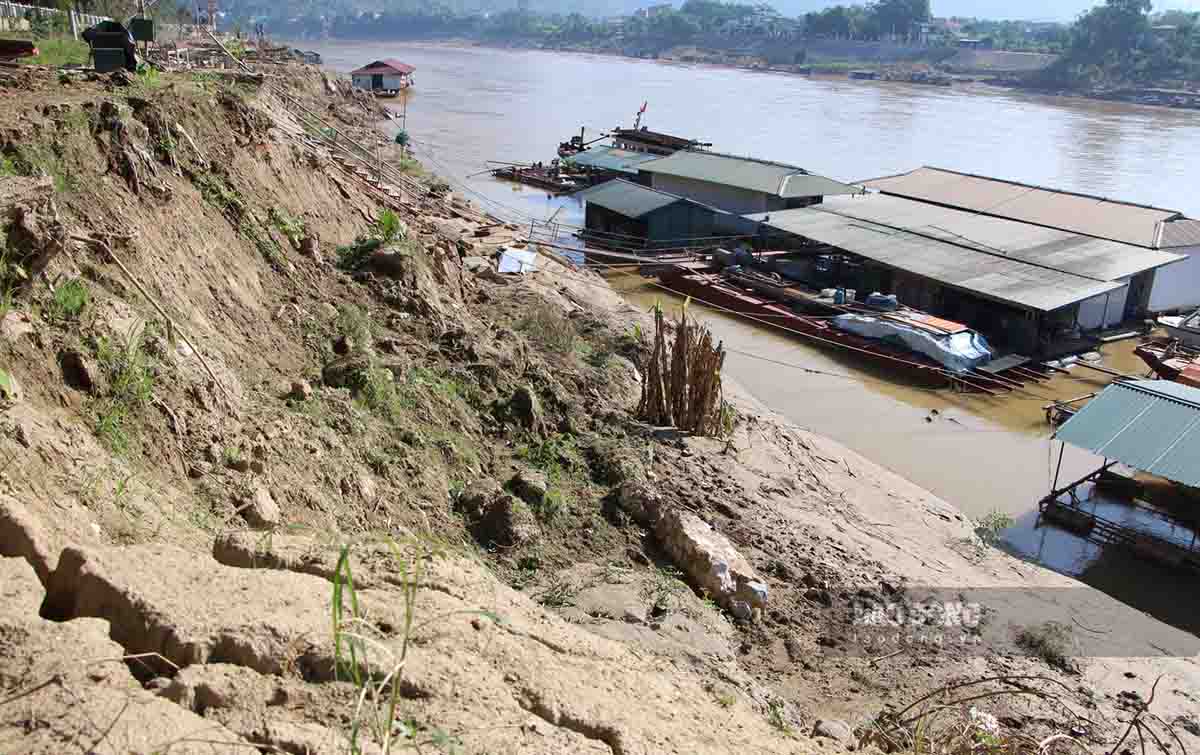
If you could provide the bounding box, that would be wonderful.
[211,0,1199,88]
[1034,0,1200,88]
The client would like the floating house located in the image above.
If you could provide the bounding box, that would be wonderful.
[865,167,1200,314]
[638,150,863,216]
[1042,379,1200,572]
[576,179,724,249]
[747,191,1184,355]
[350,59,414,96]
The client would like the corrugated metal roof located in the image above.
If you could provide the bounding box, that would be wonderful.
[565,146,660,175]
[576,179,688,219]
[820,194,1184,281]
[640,151,862,198]
[1055,380,1200,487]
[351,59,415,75]
[1158,219,1200,249]
[751,207,1121,313]
[864,167,1181,248]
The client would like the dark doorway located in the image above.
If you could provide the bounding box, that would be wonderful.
[1125,271,1152,320]
[371,74,383,90]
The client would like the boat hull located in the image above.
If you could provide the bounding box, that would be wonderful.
[491,167,581,195]
[657,269,951,387]
[1134,339,1200,386]
[1160,320,1200,348]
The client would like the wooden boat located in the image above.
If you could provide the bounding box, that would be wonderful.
[1157,308,1200,347]
[557,135,585,159]
[1134,338,1200,387]
[653,263,1050,393]
[656,267,959,388]
[490,165,582,195]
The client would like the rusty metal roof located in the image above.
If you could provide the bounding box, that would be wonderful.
[864,167,1182,248]
[1158,219,1200,249]
[611,128,698,150]
[351,59,415,75]
[819,194,1184,281]
[641,151,862,198]
[1055,380,1200,488]
[751,207,1121,313]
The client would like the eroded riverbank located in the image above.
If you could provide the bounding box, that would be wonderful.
[608,272,1200,635]
[1,55,1199,753]
[315,38,1200,633]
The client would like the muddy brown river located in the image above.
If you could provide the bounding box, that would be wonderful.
[306,40,1200,631]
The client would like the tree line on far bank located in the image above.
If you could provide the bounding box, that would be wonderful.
[1038,0,1200,88]
[143,0,1198,88]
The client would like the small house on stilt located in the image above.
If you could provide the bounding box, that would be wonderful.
[350,59,414,97]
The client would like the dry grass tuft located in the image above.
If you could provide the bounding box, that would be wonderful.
[331,536,498,753]
[862,675,1184,755]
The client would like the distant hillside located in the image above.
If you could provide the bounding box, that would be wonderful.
[224,0,1200,27]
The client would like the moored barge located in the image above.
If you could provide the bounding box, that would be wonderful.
[490,164,583,194]
[656,266,997,390]
[651,260,1050,393]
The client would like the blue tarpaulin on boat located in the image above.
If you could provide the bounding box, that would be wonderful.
[832,314,993,373]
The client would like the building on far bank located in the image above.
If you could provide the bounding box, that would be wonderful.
[864,166,1200,314]
[634,3,674,18]
[637,150,863,216]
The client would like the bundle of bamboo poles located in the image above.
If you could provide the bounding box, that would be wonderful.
[638,301,729,436]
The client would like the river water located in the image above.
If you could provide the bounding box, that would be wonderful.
[306,41,1200,632]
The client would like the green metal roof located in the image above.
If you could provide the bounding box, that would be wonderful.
[750,208,1120,313]
[639,150,862,198]
[1055,380,1200,487]
[818,194,1184,282]
[565,146,660,175]
[576,179,689,219]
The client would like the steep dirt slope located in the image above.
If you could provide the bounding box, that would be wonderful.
[0,60,1196,755]
[0,63,823,753]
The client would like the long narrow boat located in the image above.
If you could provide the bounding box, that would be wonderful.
[653,264,1043,393]
[657,267,956,387]
[491,166,582,194]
